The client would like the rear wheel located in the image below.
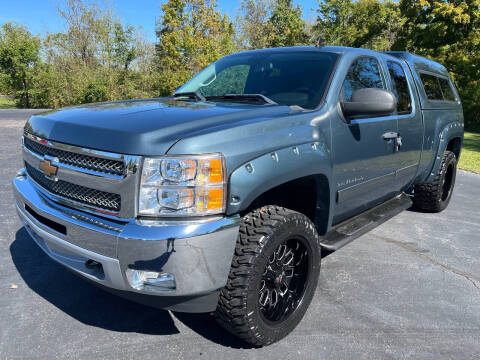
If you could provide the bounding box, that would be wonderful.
[215,206,321,346]
[413,150,457,212]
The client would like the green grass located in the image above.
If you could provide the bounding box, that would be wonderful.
[458,131,480,174]
[0,96,17,109]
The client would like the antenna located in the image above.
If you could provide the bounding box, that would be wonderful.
[316,37,324,48]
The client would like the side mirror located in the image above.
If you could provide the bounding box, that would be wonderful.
[342,88,397,119]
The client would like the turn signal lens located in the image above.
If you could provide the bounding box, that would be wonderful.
[206,158,223,183]
[206,188,224,210]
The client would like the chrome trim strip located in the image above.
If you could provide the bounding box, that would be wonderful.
[24,132,126,161]
[22,135,134,180]
[395,163,419,177]
[41,194,124,232]
[51,160,124,180]
[24,147,127,189]
[337,172,396,204]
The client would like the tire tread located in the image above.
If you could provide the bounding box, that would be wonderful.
[215,206,317,346]
[414,150,456,212]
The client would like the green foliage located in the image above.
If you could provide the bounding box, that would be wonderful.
[26,0,155,108]
[155,0,236,96]
[236,0,272,50]
[0,22,41,107]
[458,131,480,174]
[0,96,17,109]
[394,0,480,128]
[235,0,309,50]
[0,0,478,129]
[111,23,138,71]
[313,0,403,51]
[200,65,250,96]
[265,0,308,47]
[82,82,108,103]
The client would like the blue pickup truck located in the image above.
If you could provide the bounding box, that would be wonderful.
[13,45,464,346]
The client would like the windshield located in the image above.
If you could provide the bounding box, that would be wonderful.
[177,51,339,109]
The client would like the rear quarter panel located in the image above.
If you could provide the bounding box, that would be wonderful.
[401,55,464,182]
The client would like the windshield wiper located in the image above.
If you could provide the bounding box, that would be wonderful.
[205,93,277,105]
[173,91,206,102]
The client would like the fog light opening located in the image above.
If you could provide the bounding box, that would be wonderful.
[126,269,176,293]
[85,259,101,269]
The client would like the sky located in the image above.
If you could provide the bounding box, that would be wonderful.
[0,0,319,42]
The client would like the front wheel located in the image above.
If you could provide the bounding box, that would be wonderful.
[215,206,321,346]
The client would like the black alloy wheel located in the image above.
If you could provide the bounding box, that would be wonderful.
[258,238,310,324]
[215,206,321,346]
[441,160,455,202]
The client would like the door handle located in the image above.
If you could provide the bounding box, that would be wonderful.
[382,132,402,151]
[382,131,398,140]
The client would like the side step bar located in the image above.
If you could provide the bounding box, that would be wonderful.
[320,193,413,252]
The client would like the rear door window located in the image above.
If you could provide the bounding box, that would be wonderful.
[420,73,456,102]
[420,73,443,100]
[438,77,456,101]
[387,61,412,114]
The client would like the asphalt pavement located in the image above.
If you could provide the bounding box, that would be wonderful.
[0,109,479,359]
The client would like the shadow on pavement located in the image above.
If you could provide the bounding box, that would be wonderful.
[10,227,257,348]
[173,312,252,349]
[10,228,179,335]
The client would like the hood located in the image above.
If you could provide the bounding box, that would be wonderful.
[25,98,292,155]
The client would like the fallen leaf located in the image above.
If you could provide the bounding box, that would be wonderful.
[10,284,18,289]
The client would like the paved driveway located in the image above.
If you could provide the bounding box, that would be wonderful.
[1,110,479,359]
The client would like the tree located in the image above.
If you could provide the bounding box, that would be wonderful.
[56,0,108,66]
[394,0,480,128]
[36,0,152,107]
[236,0,272,50]
[313,0,403,51]
[155,0,236,96]
[0,22,40,107]
[313,0,354,45]
[264,0,309,47]
[111,23,137,72]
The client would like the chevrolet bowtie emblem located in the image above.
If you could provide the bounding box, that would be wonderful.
[39,159,58,177]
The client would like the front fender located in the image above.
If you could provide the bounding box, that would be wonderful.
[424,122,464,183]
[226,141,333,217]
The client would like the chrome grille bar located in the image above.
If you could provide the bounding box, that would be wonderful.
[25,163,121,212]
[23,133,125,176]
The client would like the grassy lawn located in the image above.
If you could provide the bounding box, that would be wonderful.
[459,131,480,174]
[0,96,17,109]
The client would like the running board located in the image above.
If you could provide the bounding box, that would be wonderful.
[320,193,413,252]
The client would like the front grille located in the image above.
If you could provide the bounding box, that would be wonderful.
[23,135,125,176]
[25,163,121,212]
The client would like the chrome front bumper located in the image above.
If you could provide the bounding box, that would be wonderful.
[13,169,240,312]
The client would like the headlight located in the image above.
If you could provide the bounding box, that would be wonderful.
[138,154,226,216]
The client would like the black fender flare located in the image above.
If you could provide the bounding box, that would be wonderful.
[425,122,463,183]
[226,141,334,230]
